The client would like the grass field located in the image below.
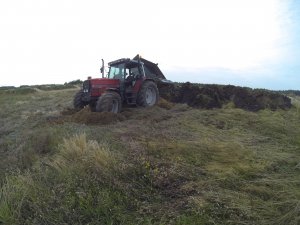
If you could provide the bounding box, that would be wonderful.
[0,87,299,224]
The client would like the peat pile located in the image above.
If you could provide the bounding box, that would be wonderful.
[61,107,126,125]
[158,82,292,112]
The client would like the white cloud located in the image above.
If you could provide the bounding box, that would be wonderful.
[0,0,293,86]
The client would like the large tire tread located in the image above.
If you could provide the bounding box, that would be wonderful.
[137,81,159,107]
[96,91,122,113]
[73,91,87,110]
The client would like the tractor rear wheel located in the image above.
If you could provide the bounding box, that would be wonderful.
[137,81,159,107]
[96,92,122,113]
[73,91,87,110]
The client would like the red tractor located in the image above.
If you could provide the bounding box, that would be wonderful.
[73,55,170,113]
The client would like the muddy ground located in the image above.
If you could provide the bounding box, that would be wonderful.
[52,107,126,125]
[158,82,292,112]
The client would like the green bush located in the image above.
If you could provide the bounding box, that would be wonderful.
[65,79,83,85]
[0,88,36,95]
[34,84,76,91]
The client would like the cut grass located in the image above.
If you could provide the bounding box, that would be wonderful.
[0,89,299,224]
[114,106,300,224]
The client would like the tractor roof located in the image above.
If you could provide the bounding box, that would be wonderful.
[133,55,166,80]
[108,58,131,66]
[108,55,166,80]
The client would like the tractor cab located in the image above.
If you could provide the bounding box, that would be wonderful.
[106,58,147,104]
[107,58,145,81]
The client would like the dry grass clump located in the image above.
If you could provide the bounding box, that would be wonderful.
[157,98,174,110]
[50,133,115,173]
[0,134,131,225]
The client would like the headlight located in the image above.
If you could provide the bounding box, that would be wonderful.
[83,80,90,93]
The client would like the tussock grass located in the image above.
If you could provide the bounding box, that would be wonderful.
[50,134,115,173]
[0,134,135,225]
[0,173,32,224]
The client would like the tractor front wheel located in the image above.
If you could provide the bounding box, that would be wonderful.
[137,81,159,107]
[73,91,87,110]
[96,92,122,113]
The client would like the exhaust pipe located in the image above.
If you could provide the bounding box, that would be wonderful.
[101,59,105,78]
[137,54,145,77]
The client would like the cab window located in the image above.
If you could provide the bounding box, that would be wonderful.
[108,63,125,79]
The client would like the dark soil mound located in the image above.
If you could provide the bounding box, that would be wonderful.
[61,108,78,115]
[232,88,291,111]
[62,107,126,125]
[158,82,292,112]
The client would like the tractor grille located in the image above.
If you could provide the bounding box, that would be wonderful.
[83,80,90,93]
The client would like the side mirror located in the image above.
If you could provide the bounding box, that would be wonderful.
[100,67,104,73]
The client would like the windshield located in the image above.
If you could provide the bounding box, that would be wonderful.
[108,63,125,79]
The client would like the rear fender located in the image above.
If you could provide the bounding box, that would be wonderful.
[133,78,155,93]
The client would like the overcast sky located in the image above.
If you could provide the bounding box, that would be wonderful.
[0,0,299,90]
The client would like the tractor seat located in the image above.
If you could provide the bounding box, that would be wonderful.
[126,75,135,82]
[113,74,122,79]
